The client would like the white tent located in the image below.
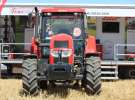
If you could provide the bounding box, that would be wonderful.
[1,3,135,16]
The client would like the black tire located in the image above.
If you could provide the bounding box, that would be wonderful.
[83,56,101,95]
[22,58,38,95]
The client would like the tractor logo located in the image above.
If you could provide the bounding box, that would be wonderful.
[0,0,7,14]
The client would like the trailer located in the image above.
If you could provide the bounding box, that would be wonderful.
[0,1,135,79]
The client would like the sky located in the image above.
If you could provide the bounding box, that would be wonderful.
[7,0,135,4]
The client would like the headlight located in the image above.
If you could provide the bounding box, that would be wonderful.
[50,50,59,57]
[50,49,72,57]
[62,49,72,57]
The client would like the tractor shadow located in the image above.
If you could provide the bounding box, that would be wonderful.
[45,85,69,98]
[44,84,84,98]
[19,86,70,98]
[19,84,85,98]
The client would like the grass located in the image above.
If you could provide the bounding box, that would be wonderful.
[0,79,134,100]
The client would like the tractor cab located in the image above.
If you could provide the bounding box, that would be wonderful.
[40,8,85,38]
[39,8,86,57]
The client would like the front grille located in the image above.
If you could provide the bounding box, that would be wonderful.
[54,41,68,48]
[54,57,68,63]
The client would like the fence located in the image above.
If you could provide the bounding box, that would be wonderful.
[0,43,31,59]
[114,44,135,60]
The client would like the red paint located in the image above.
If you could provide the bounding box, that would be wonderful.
[126,52,135,59]
[103,17,118,20]
[31,37,41,58]
[41,8,85,13]
[0,0,7,15]
[50,34,74,64]
[96,44,103,59]
[85,35,97,54]
[8,52,14,59]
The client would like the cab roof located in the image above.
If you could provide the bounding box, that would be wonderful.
[41,8,85,13]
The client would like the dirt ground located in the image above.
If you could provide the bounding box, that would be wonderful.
[0,79,134,100]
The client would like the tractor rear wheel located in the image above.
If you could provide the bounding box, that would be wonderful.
[22,58,38,95]
[83,56,101,95]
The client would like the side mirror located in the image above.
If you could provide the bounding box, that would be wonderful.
[34,7,39,14]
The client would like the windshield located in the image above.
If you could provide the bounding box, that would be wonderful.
[42,14,84,39]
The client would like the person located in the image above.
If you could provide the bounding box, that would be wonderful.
[45,24,54,37]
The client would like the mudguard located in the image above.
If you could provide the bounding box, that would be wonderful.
[85,35,97,55]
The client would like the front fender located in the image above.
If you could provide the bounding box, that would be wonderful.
[85,35,97,55]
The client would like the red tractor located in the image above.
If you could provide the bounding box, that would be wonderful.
[22,7,101,95]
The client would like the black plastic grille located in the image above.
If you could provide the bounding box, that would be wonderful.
[54,57,68,63]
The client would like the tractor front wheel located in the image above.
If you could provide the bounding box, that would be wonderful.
[22,58,38,95]
[83,56,101,95]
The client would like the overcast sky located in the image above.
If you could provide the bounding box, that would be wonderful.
[7,0,135,4]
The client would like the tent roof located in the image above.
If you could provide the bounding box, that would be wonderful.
[6,0,135,4]
[1,0,135,16]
